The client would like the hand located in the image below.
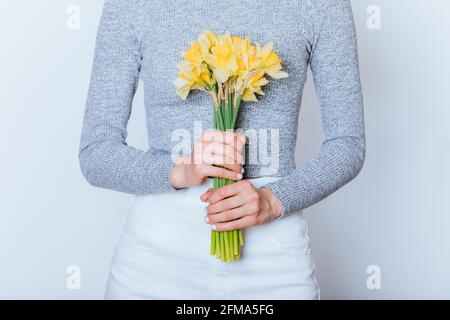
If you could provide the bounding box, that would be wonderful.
[170,131,246,189]
[200,180,283,231]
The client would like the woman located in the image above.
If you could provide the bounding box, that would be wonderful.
[79,0,365,299]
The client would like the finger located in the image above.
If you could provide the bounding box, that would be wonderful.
[207,180,248,205]
[206,194,247,214]
[203,142,245,165]
[202,131,246,152]
[203,142,236,158]
[200,188,214,202]
[203,153,244,169]
[202,130,240,145]
[235,133,247,145]
[206,202,255,224]
[196,164,243,181]
[192,140,240,165]
[192,148,242,172]
[212,215,258,232]
[220,163,244,173]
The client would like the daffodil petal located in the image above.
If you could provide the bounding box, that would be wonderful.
[266,70,289,79]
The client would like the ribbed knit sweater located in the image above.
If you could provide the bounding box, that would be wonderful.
[79,0,366,216]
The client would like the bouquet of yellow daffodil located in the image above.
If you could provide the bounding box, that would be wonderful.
[174,30,288,262]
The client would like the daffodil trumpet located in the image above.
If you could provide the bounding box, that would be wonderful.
[174,31,288,262]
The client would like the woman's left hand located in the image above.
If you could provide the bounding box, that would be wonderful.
[200,180,283,231]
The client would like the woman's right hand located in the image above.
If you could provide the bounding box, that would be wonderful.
[170,131,246,189]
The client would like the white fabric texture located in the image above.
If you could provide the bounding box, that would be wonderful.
[105,177,319,300]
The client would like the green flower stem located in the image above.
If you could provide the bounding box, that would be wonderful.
[231,96,242,129]
[211,230,216,255]
[220,98,226,126]
[228,232,233,259]
[215,232,220,258]
[233,230,238,255]
[239,229,244,246]
[210,89,245,262]
[224,230,230,261]
[229,92,233,128]
[215,108,225,131]
[229,232,234,260]
[224,99,230,130]
[220,232,225,259]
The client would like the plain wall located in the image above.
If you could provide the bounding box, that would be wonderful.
[0,0,449,299]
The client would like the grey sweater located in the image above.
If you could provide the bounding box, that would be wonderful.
[79,0,366,216]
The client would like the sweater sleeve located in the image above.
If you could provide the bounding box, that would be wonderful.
[78,0,177,195]
[262,0,366,216]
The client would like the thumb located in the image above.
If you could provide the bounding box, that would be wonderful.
[200,188,214,202]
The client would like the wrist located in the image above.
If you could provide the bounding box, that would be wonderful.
[170,156,189,189]
[259,187,283,220]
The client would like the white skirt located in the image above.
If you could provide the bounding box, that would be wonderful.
[105,176,319,300]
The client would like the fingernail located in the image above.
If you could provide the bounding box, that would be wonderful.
[236,173,243,180]
[211,224,217,230]
[204,207,208,216]
[241,167,245,174]
[204,216,209,224]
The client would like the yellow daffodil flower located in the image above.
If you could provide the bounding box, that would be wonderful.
[174,61,211,99]
[174,31,288,101]
[198,30,216,56]
[242,71,270,102]
[255,42,289,79]
[206,32,238,83]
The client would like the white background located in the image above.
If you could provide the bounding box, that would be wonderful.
[0,0,449,299]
